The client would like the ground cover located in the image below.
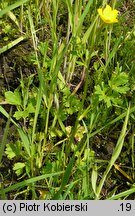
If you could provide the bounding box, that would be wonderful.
[0,0,135,200]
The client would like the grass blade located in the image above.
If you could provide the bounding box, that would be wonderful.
[17,128,31,157]
[76,0,94,35]
[0,171,63,194]
[0,105,30,157]
[0,108,12,164]
[0,106,18,127]
[89,105,135,139]
[52,154,76,199]
[108,187,135,200]
[0,0,28,17]
[96,104,130,199]
[0,36,26,54]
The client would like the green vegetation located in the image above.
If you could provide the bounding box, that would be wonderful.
[0,0,135,200]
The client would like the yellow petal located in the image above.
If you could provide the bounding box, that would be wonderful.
[97,8,103,17]
[103,5,112,17]
[112,9,118,19]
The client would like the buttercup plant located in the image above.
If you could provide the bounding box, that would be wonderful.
[97,5,119,63]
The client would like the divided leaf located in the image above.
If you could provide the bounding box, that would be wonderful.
[13,162,26,176]
[94,72,129,107]
[109,72,129,93]
[95,84,112,107]
[5,90,22,106]
[5,142,21,160]
[13,102,35,120]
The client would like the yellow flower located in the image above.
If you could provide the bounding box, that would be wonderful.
[98,5,118,24]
